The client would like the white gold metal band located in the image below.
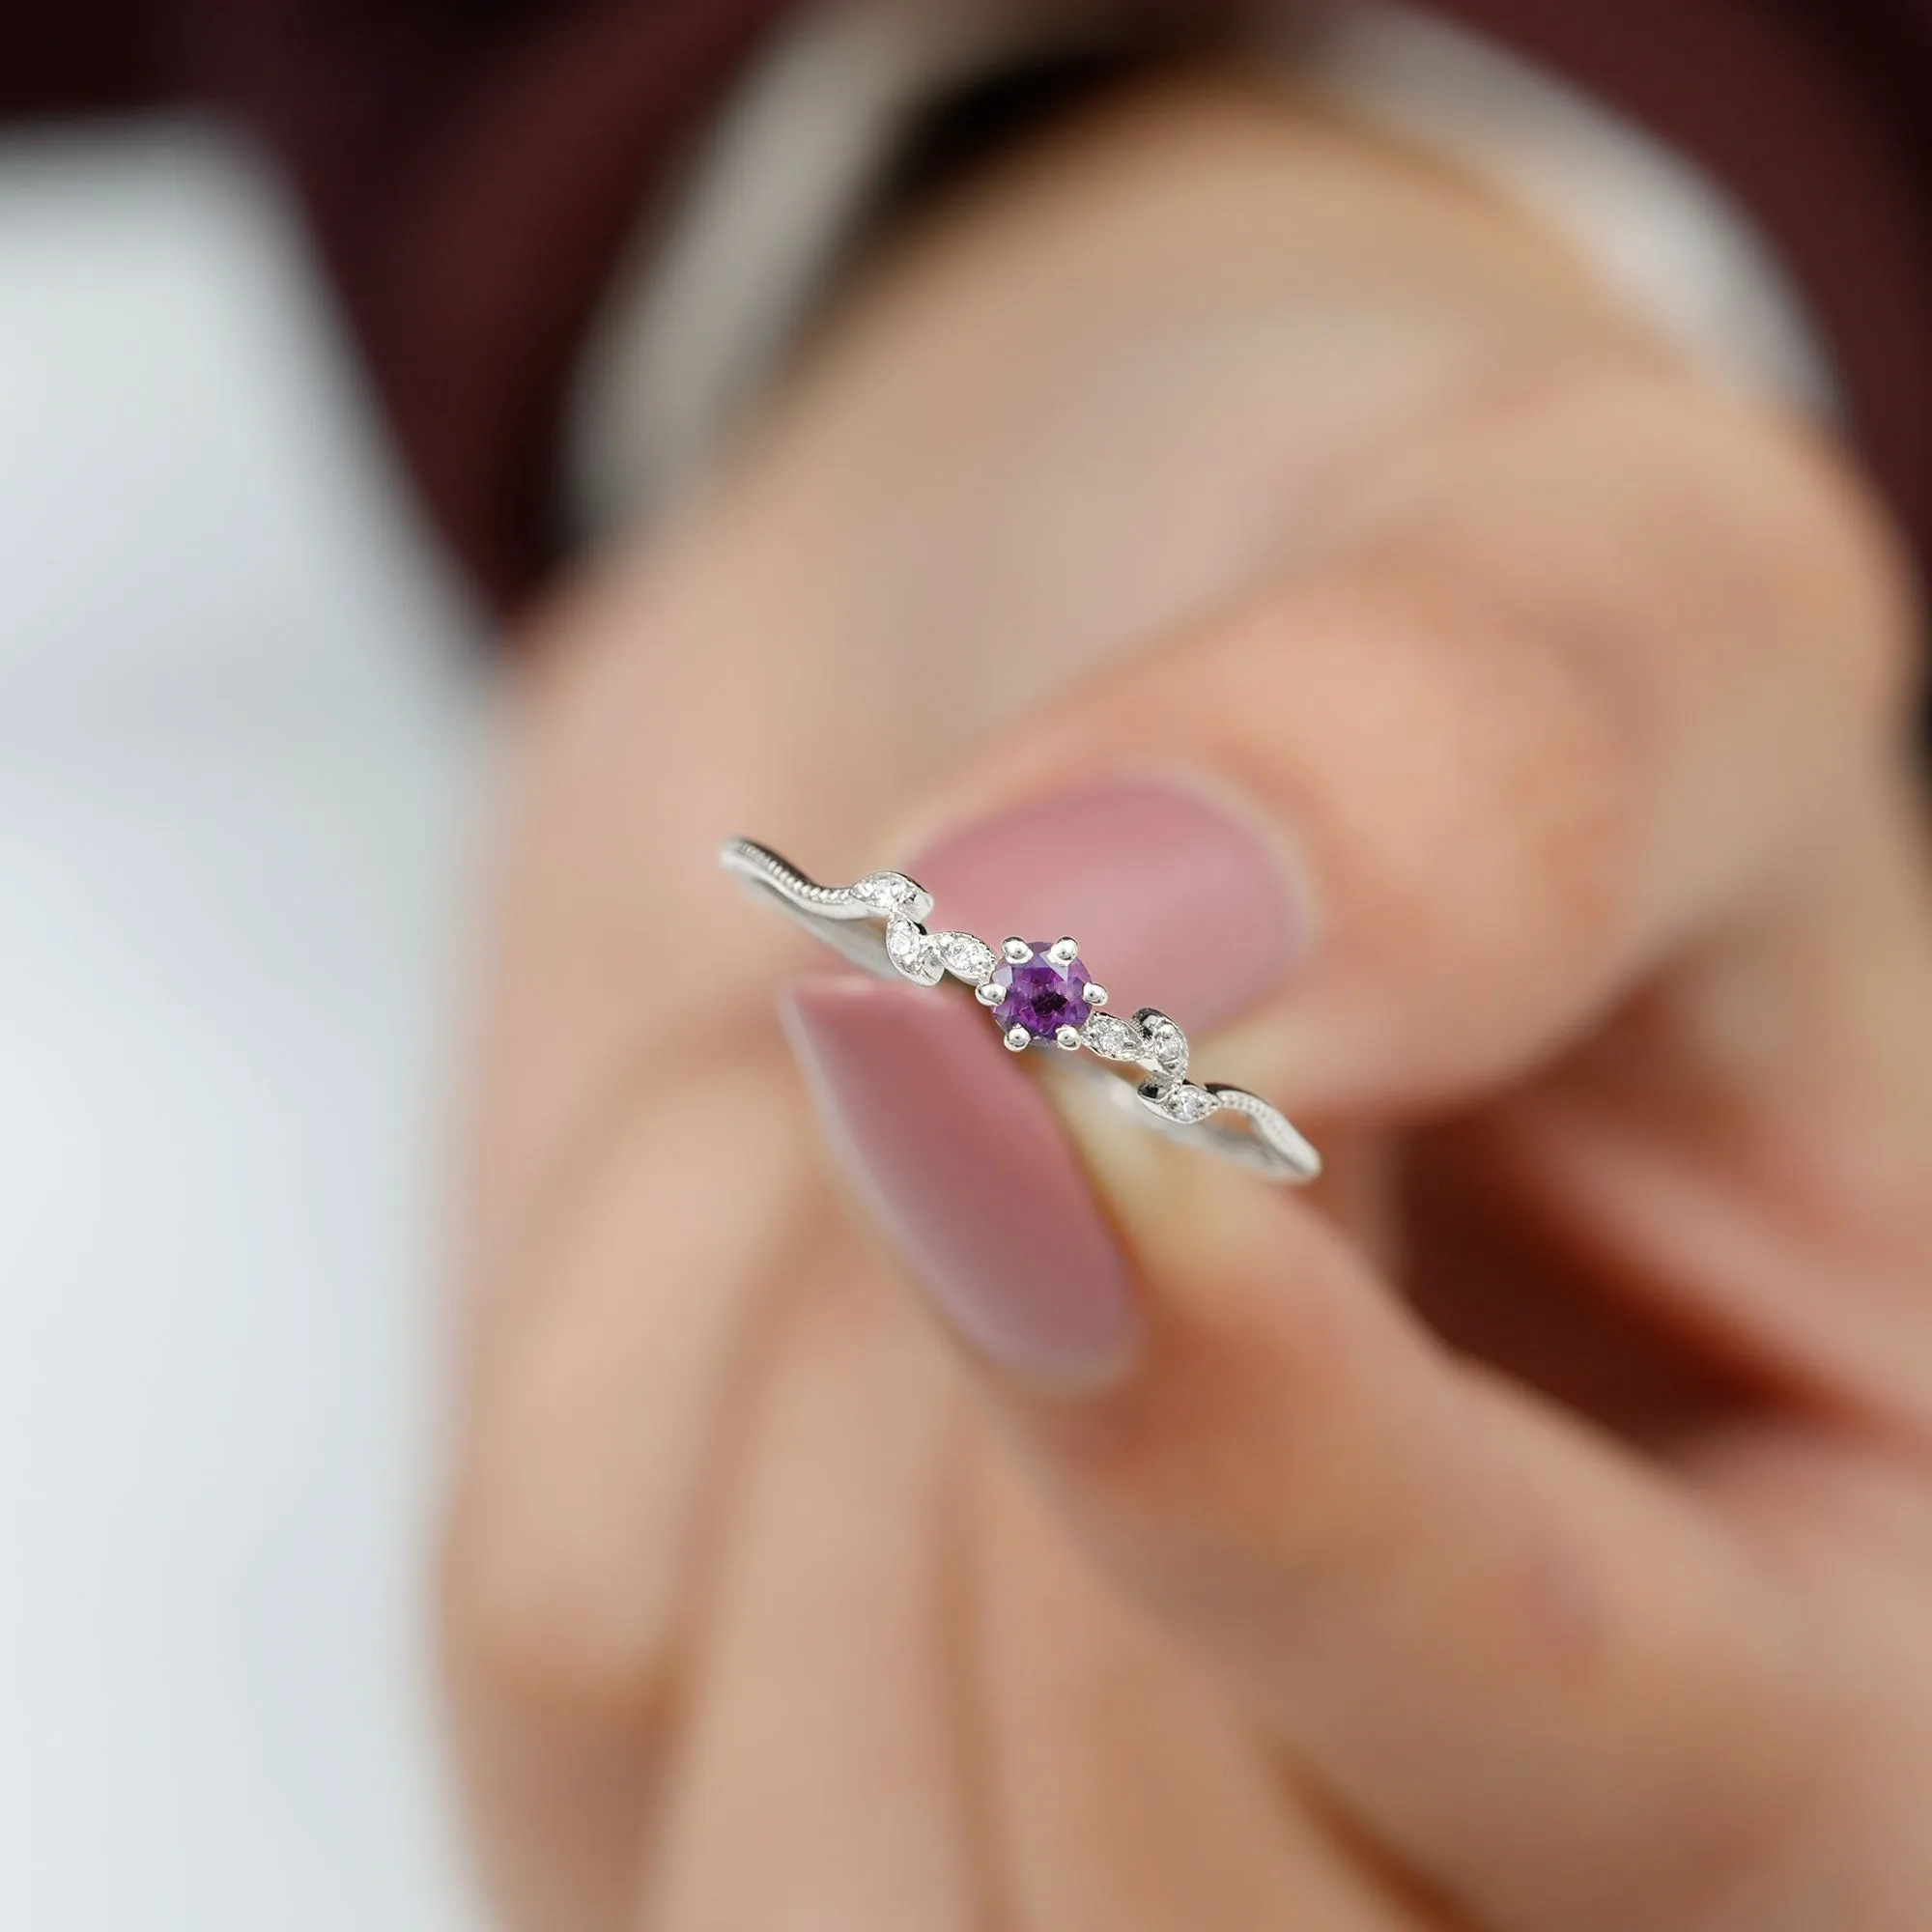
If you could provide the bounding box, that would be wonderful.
[723,836,1321,1184]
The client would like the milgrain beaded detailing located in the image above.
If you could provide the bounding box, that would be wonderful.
[722,837,1321,1183]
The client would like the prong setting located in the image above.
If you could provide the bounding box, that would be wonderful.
[1003,1025,1032,1053]
[1001,937,1033,964]
[1047,936,1079,966]
[1054,1025,1082,1051]
[1081,982,1108,1009]
[974,981,1003,1007]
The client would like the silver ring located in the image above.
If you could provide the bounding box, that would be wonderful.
[722,837,1321,1184]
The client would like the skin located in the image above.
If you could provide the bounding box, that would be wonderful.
[439,76,1932,1931]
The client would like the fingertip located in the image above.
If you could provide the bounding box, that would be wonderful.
[780,975,1143,1389]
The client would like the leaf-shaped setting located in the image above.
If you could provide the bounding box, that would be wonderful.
[853,871,935,922]
[885,915,945,985]
[1080,1012,1147,1062]
[1138,1079,1215,1125]
[933,930,998,984]
[1135,1009,1190,1083]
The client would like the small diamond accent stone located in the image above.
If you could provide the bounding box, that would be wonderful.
[885,915,943,984]
[1140,1012,1189,1081]
[854,871,931,919]
[935,931,999,982]
[1081,1013,1145,1061]
[1143,1081,1215,1124]
[992,939,1094,1041]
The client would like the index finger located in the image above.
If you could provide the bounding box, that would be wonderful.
[887,358,1932,1434]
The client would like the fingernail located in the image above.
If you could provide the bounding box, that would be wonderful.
[909,777,1307,1034]
[781,977,1139,1386]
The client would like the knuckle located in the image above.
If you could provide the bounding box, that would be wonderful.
[1244,557,1651,996]
[1466,356,1917,729]
[440,1068,806,1728]
[440,1418,670,1728]
[438,1331,670,1726]
[1690,389,1921,731]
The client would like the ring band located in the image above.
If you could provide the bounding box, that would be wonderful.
[722,836,1321,1184]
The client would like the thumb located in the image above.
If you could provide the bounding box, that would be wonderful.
[889,362,1901,1126]
[780,974,1817,1932]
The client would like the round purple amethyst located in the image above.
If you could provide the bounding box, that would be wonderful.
[992,942,1094,1041]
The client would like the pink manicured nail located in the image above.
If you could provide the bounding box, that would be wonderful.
[910,777,1306,1034]
[782,977,1138,1386]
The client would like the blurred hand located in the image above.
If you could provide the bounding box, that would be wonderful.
[441,78,1932,1930]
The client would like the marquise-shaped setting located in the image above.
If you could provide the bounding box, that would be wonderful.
[1080,1011,1146,1063]
[932,930,999,985]
[1134,1009,1190,1085]
[1137,1078,1217,1125]
[884,915,945,986]
[852,870,935,923]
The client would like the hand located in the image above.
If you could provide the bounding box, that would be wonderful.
[440,78,1932,1930]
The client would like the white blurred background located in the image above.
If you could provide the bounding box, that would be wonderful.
[0,122,493,1931]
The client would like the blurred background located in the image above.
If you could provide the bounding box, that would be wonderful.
[0,122,488,1931]
[6,4,1932,1927]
